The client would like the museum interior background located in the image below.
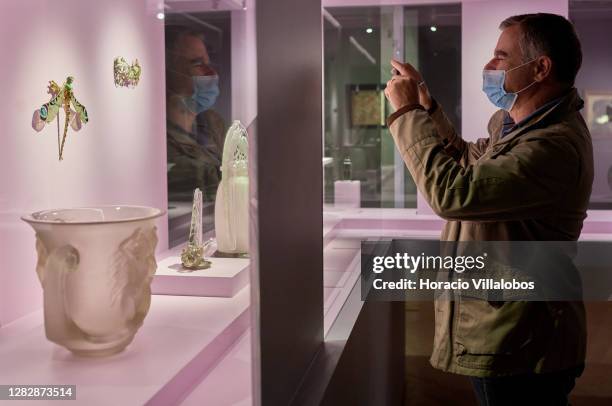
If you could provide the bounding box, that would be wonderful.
[0,0,612,405]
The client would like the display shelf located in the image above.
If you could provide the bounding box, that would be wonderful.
[323,246,359,272]
[153,256,249,297]
[334,180,361,208]
[0,289,250,406]
[179,332,253,406]
[324,270,352,288]
[324,287,342,315]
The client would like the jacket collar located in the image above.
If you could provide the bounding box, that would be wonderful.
[489,87,584,146]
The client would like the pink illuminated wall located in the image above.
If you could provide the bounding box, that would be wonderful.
[0,0,168,326]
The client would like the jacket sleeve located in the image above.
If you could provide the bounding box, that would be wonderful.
[389,109,579,221]
[427,100,490,166]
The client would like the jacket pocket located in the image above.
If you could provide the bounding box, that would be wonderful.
[454,300,551,370]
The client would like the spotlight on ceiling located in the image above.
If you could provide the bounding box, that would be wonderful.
[366,28,373,34]
[430,26,437,32]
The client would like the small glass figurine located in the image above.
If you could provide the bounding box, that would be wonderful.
[181,188,212,271]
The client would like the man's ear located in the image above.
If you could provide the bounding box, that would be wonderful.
[534,55,553,82]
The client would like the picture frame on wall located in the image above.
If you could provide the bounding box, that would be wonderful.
[348,84,387,128]
[584,90,612,137]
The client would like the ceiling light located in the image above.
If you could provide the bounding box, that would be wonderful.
[366,28,373,34]
[430,26,437,32]
[156,12,165,20]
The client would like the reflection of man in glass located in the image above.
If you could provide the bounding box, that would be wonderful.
[166,28,226,201]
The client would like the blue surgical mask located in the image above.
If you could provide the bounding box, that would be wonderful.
[482,59,537,111]
[183,75,219,114]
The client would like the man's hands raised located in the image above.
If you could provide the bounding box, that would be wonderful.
[384,59,433,111]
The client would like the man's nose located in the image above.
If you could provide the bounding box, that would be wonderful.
[202,64,216,76]
[484,59,496,71]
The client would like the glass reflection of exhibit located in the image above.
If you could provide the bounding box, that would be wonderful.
[165,12,233,248]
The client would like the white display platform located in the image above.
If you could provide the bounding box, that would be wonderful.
[153,255,249,298]
[0,290,250,406]
[334,180,361,208]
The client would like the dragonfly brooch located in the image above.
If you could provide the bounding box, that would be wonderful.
[32,76,89,161]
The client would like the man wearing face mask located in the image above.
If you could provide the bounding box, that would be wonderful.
[384,13,592,405]
[166,27,226,202]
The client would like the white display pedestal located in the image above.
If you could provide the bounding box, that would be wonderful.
[334,180,361,208]
[153,255,249,298]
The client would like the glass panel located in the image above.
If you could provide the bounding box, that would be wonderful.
[405,5,461,134]
[403,4,462,208]
[165,10,232,247]
[323,4,461,211]
[321,4,461,333]
[570,0,612,209]
[324,7,386,208]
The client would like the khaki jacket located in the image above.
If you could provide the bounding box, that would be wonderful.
[389,89,593,377]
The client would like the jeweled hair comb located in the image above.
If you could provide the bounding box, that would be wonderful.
[114,57,142,88]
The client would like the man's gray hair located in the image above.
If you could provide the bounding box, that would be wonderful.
[500,13,582,87]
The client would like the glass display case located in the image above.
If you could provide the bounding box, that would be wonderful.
[0,1,353,405]
[0,0,260,404]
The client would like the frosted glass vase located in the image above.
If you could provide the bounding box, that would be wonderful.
[215,120,249,254]
[22,206,163,357]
